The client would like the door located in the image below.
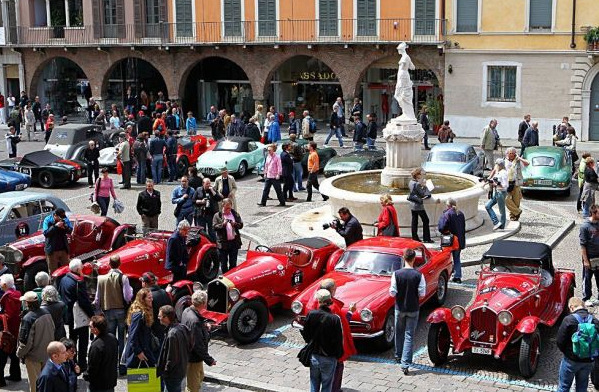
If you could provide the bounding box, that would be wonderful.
[357,0,376,36]
[319,0,338,37]
[223,0,242,37]
[257,0,276,37]
[590,73,599,141]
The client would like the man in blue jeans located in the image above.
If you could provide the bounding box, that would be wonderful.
[149,130,166,184]
[485,158,508,231]
[389,248,426,375]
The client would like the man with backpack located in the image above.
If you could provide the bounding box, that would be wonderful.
[302,110,315,141]
[557,296,599,391]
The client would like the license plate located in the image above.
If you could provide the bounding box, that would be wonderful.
[534,179,552,186]
[19,168,30,175]
[472,347,492,355]
[15,184,25,190]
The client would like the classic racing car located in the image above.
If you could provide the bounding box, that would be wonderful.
[0,150,85,188]
[292,237,454,349]
[0,168,30,193]
[323,149,386,178]
[0,214,135,291]
[521,146,573,196]
[427,240,575,378]
[194,237,340,344]
[422,143,486,177]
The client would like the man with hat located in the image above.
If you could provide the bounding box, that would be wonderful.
[140,272,172,344]
[17,291,56,392]
[117,132,131,189]
[300,289,344,392]
[288,111,300,136]
[42,208,73,274]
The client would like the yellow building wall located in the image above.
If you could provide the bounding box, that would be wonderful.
[480,0,524,32]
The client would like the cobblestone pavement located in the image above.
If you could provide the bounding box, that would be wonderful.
[3,132,598,391]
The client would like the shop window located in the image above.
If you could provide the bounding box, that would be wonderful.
[415,0,435,36]
[529,0,552,30]
[319,0,338,37]
[486,66,517,102]
[223,0,242,37]
[356,0,376,36]
[176,0,193,37]
[257,0,276,37]
[456,0,478,33]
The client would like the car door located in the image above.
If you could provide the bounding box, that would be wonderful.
[247,142,261,167]
[412,246,437,300]
[2,200,43,242]
[467,147,483,176]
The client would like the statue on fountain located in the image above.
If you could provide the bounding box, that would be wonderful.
[393,42,416,122]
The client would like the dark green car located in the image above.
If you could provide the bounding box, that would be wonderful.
[521,146,572,196]
[323,150,386,178]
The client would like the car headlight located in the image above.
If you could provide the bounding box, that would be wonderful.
[451,305,466,321]
[291,300,303,315]
[360,308,373,322]
[228,288,240,302]
[192,282,204,292]
[498,310,513,326]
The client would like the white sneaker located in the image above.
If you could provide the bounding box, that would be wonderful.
[493,223,503,231]
[323,144,329,148]
[586,300,595,307]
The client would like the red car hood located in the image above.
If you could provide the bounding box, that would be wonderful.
[473,272,539,312]
[96,238,166,268]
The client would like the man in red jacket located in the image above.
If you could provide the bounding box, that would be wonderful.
[0,274,22,386]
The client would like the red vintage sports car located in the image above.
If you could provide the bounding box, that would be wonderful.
[193,237,340,344]
[292,237,455,349]
[0,214,135,291]
[175,135,211,177]
[427,240,575,378]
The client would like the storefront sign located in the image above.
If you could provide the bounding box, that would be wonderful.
[291,71,338,82]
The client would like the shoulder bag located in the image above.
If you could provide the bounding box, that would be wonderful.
[381,207,398,237]
[440,234,455,248]
[298,340,314,367]
[73,281,90,330]
[0,314,17,354]
[173,187,191,217]
[407,191,423,204]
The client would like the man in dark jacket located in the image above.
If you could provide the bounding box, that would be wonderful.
[366,113,378,150]
[300,289,343,392]
[136,179,161,233]
[83,140,100,187]
[140,272,172,344]
[517,114,531,143]
[133,133,148,184]
[36,341,69,392]
[32,96,44,134]
[419,107,430,150]
[521,120,540,155]
[181,291,216,392]
[213,199,243,273]
[157,305,192,392]
[352,114,366,151]
[42,208,73,274]
[166,131,178,182]
[389,249,426,375]
[438,198,466,283]
[192,178,222,241]
[556,297,599,392]
[166,220,191,283]
[58,259,94,372]
[334,207,363,247]
[84,315,118,392]
[137,111,152,134]
[281,143,296,201]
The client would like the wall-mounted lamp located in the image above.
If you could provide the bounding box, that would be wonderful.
[307,44,312,49]
[273,44,279,49]
[214,45,220,50]
[393,21,398,30]
[448,65,453,74]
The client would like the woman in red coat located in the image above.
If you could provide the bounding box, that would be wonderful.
[375,194,400,237]
[0,274,22,387]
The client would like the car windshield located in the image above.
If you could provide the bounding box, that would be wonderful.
[531,156,556,167]
[488,257,541,275]
[335,250,401,275]
[47,130,75,145]
[215,141,240,151]
[428,151,466,163]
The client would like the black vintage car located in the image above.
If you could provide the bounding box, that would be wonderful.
[323,149,386,178]
[43,123,106,161]
[0,150,85,188]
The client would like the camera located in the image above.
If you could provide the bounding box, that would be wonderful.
[323,218,341,230]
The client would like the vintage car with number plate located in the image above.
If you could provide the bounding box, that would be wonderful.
[521,146,572,196]
[196,137,265,177]
[0,150,85,188]
[426,240,575,378]
[0,168,30,193]
[193,238,340,344]
[292,237,455,349]
[0,214,135,291]
[324,149,386,178]
[422,143,486,177]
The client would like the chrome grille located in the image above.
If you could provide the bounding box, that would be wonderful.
[469,307,497,344]
[207,280,228,313]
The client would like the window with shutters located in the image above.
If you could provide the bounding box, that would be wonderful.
[103,0,117,25]
[224,0,242,37]
[529,0,552,30]
[415,0,435,36]
[145,0,165,38]
[357,0,376,36]
[487,66,517,102]
[257,0,276,37]
[456,0,478,33]
[319,0,338,37]
[176,0,193,37]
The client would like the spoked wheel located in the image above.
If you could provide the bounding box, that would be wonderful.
[174,295,192,322]
[38,171,55,188]
[428,323,451,365]
[432,272,448,306]
[227,299,268,344]
[518,329,541,378]
[376,308,395,350]
[236,161,247,178]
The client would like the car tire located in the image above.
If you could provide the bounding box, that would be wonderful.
[177,156,189,178]
[376,308,395,350]
[196,248,219,283]
[563,186,571,197]
[227,299,269,344]
[236,161,247,178]
[38,171,55,188]
[24,262,48,292]
[428,322,451,365]
[518,329,541,378]
[432,272,449,306]
[174,295,192,322]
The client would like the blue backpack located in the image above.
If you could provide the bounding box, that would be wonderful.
[309,117,318,132]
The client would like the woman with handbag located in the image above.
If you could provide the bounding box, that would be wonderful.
[375,194,399,237]
[0,274,21,387]
[408,168,433,243]
[438,198,466,284]
[123,288,158,368]
[93,168,118,217]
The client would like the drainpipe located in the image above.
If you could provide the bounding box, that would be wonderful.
[441,0,446,38]
[570,0,577,49]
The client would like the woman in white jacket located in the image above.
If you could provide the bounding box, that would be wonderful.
[555,126,578,172]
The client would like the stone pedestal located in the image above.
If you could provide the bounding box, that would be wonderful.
[380,118,425,188]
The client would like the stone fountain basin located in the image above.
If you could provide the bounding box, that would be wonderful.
[319,170,487,233]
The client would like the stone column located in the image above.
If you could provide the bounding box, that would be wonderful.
[64,0,70,27]
[380,118,424,189]
[45,0,51,27]
[343,95,352,124]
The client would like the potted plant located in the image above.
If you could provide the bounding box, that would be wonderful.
[424,96,443,134]
[584,27,599,51]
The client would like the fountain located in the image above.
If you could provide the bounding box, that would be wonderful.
[319,42,486,234]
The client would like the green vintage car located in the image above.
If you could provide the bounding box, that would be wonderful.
[195,137,265,177]
[521,146,572,196]
[323,149,386,178]
[255,139,337,176]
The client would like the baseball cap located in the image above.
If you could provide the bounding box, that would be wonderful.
[495,158,505,166]
[138,110,145,117]
[315,289,332,304]
[140,272,157,284]
[20,291,38,302]
[289,111,295,116]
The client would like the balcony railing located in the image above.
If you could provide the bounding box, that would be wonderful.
[8,19,446,47]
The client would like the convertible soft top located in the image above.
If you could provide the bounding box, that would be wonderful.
[21,150,61,167]
[483,240,551,261]
[214,137,252,152]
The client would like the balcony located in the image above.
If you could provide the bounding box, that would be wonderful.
[9,19,446,47]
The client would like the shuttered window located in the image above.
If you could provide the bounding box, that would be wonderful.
[415,0,435,35]
[487,66,517,102]
[176,0,193,37]
[319,0,338,37]
[224,0,242,37]
[257,0,276,37]
[456,0,478,33]
[145,0,166,38]
[100,0,123,38]
[356,0,376,36]
[529,0,552,30]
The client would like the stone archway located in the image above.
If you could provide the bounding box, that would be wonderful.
[580,58,599,141]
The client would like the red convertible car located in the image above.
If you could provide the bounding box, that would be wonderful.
[292,237,454,349]
[194,238,340,344]
[0,214,135,291]
[427,240,575,378]
[176,135,211,177]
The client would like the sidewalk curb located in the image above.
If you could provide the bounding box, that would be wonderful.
[240,230,267,247]
[204,372,304,392]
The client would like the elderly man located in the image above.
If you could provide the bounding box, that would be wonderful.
[117,132,132,189]
[521,120,540,155]
[33,271,51,302]
[166,220,191,283]
[480,119,500,171]
[43,208,73,274]
[214,168,237,210]
[258,144,286,207]
[301,110,315,141]
[83,140,100,188]
[157,305,192,392]
[172,175,195,226]
[0,274,21,387]
[36,342,68,392]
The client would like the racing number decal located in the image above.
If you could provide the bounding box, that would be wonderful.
[15,222,29,238]
[292,270,303,286]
